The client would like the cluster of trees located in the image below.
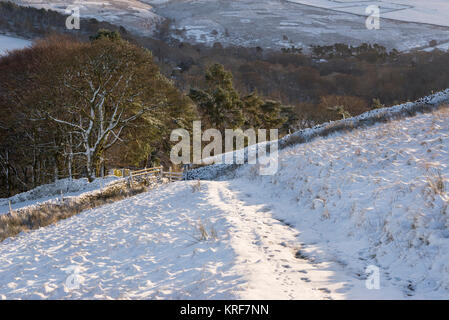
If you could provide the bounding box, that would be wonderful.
[159,42,449,125]
[310,43,398,61]
[188,64,296,133]
[0,31,295,197]
[0,32,196,196]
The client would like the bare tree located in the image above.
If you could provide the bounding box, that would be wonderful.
[0,34,195,194]
[40,36,166,181]
[47,73,161,181]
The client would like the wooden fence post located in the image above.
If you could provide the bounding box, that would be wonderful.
[8,200,13,215]
[183,164,188,181]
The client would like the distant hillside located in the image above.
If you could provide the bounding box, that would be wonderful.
[0,1,131,39]
[0,0,160,35]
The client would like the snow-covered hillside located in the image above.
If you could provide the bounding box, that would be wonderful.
[234,106,449,298]
[1,106,448,299]
[3,0,160,35]
[4,0,449,50]
[287,0,449,27]
[0,179,404,299]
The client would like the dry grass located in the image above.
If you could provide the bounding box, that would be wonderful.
[427,169,446,196]
[191,180,201,193]
[433,105,449,118]
[0,178,159,243]
[194,220,218,242]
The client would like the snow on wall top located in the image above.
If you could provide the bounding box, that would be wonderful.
[186,88,449,180]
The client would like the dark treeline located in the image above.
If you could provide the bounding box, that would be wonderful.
[157,41,449,125]
[2,2,449,196]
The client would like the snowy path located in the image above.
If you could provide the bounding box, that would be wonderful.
[206,181,330,299]
[206,180,403,299]
[0,179,403,299]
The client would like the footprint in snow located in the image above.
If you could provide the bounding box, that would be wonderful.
[318,287,331,294]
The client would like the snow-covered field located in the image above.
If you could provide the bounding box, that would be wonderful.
[424,41,449,52]
[1,106,448,299]
[0,182,241,299]
[4,0,449,51]
[0,34,31,56]
[287,0,449,27]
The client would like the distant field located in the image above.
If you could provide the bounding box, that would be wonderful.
[0,34,30,55]
[151,0,449,51]
[287,0,449,27]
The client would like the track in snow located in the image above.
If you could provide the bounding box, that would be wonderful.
[206,180,402,299]
[0,179,402,299]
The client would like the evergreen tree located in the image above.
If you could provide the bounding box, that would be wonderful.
[190,64,295,133]
[189,63,244,131]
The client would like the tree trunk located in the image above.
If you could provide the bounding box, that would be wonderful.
[67,133,73,181]
[32,144,36,187]
[5,151,10,197]
[54,165,58,183]
[86,152,95,182]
